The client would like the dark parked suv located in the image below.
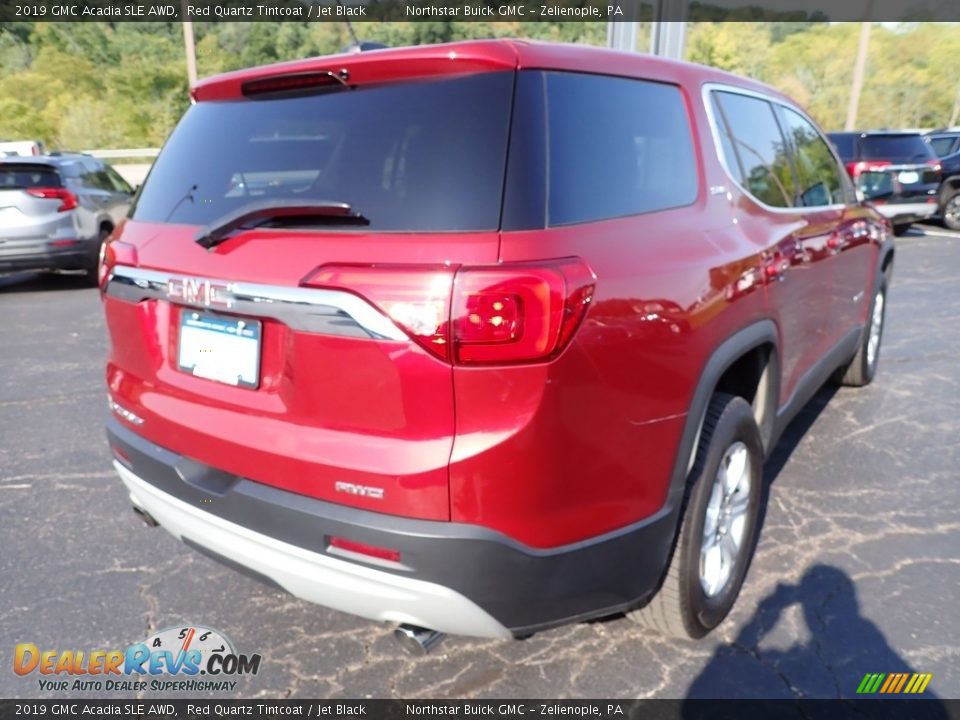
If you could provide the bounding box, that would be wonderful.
[101,41,892,649]
[828,131,940,234]
[924,129,960,230]
[0,153,133,280]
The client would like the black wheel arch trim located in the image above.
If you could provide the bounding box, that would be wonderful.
[663,319,781,518]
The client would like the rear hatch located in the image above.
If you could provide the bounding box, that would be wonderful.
[103,58,517,521]
[0,163,76,251]
[850,134,941,204]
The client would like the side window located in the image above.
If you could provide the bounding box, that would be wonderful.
[104,165,134,194]
[929,136,957,157]
[781,108,847,207]
[828,133,857,162]
[78,163,113,191]
[713,91,795,208]
[544,72,697,226]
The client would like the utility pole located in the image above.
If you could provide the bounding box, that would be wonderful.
[606,0,639,52]
[607,20,638,53]
[182,0,198,87]
[844,3,873,131]
[647,0,688,59]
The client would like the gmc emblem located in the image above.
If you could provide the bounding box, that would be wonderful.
[166,277,233,309]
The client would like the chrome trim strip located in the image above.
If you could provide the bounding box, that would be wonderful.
[105,265,407,341]
[108,397,144,425]
[701,82,852,216]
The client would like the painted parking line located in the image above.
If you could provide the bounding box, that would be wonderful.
[913,224,960,239]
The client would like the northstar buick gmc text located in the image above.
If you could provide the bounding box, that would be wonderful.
[101,40,893,649]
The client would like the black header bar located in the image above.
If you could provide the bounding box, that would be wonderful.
[1,699,958,720]
[1,0,958,22]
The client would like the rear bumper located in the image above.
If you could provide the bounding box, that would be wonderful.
[0,242,92,271]
[107,418,679,638]
[873,201,938,224]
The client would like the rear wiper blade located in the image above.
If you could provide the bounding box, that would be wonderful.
[195,199,369,249]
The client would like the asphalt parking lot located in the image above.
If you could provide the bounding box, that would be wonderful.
[2,224,958,701]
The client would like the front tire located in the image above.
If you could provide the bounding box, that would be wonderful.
[892,223,911,237]
[836,276,887,387]
[629,393,763,639]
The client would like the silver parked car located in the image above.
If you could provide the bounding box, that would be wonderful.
[0,153,134,282]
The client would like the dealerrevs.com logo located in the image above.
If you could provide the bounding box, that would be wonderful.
[14,625,261,692]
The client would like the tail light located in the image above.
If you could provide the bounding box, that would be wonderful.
[98,235,137,291]
[846,160,892,180]
[451,260,595,363]
[926,159,942,172]
[303,264,455,360]
[302,258,596,365]
[25,187,77,212]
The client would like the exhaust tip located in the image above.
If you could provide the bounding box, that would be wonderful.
[393,624,445,656]
[132,504,159,528]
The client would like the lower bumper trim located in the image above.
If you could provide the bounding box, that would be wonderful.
[118,461,513,639]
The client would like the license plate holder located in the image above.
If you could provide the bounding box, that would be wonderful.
[898,171,919,184]
[177,310,261,389]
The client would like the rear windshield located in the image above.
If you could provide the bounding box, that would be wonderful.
[859,135,935,163]
[0,164,61,190]
[132,72,514,232]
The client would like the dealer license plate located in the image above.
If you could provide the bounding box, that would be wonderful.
[177,310,261,389]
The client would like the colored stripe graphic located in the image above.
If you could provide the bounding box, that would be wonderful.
[856,673,884,694]
[904,673,934,694]
[893,673,910,693]
[857,672,932,694]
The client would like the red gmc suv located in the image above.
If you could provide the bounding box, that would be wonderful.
[101,40,892,650]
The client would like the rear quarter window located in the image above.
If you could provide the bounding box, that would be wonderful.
[542,72,698,226]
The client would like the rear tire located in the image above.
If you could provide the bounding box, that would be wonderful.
[836,276,887,387]
[85,227,110,287]
[892,223,911,237]
[942,189,960,231]
[629,393,763,639]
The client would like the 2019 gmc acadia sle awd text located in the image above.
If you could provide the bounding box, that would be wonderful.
[100,40,892,651]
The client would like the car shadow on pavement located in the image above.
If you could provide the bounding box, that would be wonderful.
[683,564,948,710]
[0,271,93,293]
[682,383,949,709]
[755,382,839,538]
